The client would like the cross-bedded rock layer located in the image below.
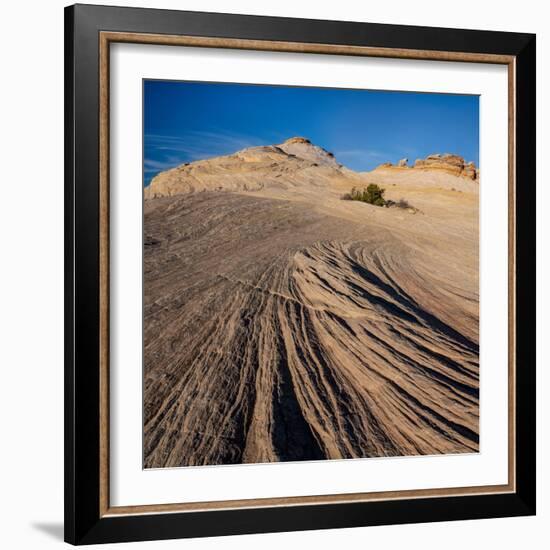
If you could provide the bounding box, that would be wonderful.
[143,138,479,468]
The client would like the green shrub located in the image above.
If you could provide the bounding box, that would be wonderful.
[342,184,386,207]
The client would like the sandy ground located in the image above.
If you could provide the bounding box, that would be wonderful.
[143,144,479,468]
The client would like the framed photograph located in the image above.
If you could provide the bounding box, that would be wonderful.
[64,4,536,545]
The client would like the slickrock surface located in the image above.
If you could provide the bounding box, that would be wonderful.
[143,138,479,468]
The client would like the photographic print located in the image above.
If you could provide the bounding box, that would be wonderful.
[143,80,480,469]
[66,8,536,542]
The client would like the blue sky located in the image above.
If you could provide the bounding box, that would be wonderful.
[144,80,479,186]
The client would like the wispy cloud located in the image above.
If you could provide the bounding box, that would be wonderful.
[144,158,180,172]
[144,129,266,185]
[145,129,264,162]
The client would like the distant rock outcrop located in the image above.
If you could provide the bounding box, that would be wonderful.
[414,154,478,180]
[282,136,311,145]
[374,153,478,180]
[277,136,341,169]
[462,161,478,180]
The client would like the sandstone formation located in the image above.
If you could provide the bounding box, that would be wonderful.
[143,138,479,468]
[144,137,349,199]
[373,153,478,181]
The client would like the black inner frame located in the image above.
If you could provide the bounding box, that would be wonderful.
[65,4,536,545]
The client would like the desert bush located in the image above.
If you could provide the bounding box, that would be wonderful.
[342,184,386,207]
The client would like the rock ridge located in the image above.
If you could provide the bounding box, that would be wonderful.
[145,138,479,200]
[374,153,478,180]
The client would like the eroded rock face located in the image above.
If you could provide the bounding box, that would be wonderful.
[463,161,477,180]
[144,137,343,199]
[374,153,478,180]
[278,136,341,169]
[414,154,477,180]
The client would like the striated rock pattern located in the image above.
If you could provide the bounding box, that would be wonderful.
[143,148,479,468]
